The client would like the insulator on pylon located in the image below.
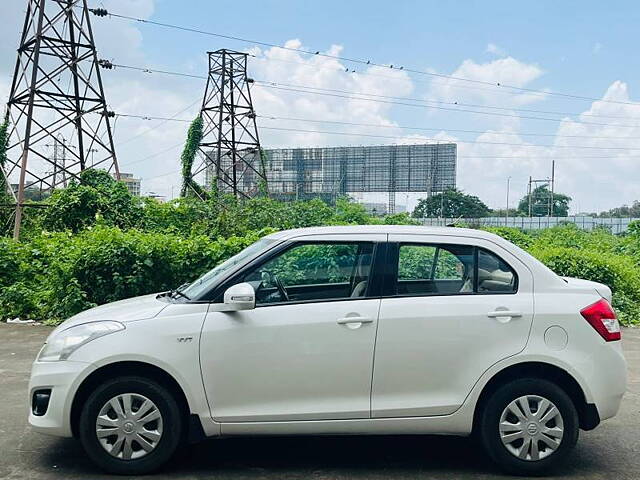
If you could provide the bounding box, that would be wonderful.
[98,59,114,69]
[89,8,108,17]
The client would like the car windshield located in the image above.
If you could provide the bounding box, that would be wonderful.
[180,238,276,300]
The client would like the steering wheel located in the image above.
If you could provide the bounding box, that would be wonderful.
[263,271,289,302]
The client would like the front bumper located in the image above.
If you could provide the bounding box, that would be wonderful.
[28,359,92,437]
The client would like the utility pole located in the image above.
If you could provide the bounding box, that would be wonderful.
[45,135,74,188]
[190,49,267,199]
[550,160,555,217]
[528,176,533,217]
[506,176,511,225]
[4,0,120,239]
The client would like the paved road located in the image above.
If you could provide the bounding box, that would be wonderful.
[1,323,638,480]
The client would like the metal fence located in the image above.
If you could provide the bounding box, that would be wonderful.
[418,216,640,234]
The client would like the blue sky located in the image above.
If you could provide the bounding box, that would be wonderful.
[2,0,639,212]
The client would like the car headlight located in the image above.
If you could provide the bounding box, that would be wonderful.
[38,321,125,362]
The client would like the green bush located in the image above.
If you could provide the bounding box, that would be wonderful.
[483,227,534,249]
[0,226,271,324]
[2,169,640,327]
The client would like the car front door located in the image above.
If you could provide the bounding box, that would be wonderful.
[200,234,385,423]
[371,234,534,418]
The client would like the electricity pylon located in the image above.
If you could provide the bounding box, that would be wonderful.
[191,49,267,199]
[4,0,119,239]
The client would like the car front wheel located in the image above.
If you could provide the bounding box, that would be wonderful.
[78,376,184,475]
[478,378,579,476]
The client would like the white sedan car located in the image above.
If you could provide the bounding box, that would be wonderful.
[28,226,626,475]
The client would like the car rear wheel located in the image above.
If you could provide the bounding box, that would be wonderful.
[78,376,183,475]
[478,378,579,476]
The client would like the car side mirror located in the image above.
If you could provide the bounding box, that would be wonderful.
[222,282,256,311]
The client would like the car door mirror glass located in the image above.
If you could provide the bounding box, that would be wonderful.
[222,282,256,311]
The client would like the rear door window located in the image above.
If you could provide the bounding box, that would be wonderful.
[477,248,517,293]
[396,244,474,296]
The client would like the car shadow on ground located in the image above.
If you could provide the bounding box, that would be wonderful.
[32,433,604,479]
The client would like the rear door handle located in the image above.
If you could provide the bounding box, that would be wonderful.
[487,310,522,318]
[337,316,373,325]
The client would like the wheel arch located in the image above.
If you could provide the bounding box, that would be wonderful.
[472,361,600,432]
[69,361,197,439]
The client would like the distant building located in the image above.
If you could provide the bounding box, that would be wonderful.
[117,172,141,196]
[144,192,166,203]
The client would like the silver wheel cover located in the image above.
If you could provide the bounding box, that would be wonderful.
[95,393,163,460]
[499,395,564,461]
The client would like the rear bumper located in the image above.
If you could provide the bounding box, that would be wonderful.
[587,341,627,423]
[28,359,92,437]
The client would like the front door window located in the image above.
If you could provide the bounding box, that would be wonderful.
[243,242,375,304]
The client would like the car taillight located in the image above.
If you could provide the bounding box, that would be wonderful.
[580,298,621,342]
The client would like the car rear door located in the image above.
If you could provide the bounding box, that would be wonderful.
[371,233,534,418]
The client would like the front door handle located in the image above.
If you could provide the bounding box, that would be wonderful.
[337,316,373,327]
[487,310,522,319]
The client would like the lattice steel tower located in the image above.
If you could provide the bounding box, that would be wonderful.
[4,0,119,238]
[194,49,267,198]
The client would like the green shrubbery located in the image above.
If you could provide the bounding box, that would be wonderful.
[1,171,640,326]
[0,226,269,324]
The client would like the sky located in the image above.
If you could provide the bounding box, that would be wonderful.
[1,0,640,213]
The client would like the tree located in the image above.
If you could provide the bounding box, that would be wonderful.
[180,116,204,198]
[517,184,571,217]
[412,189,490,218]
[42,169,144,232]
[597,200,640,218]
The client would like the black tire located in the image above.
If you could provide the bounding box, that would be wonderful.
[78,376,184,475]
[478,378,579,476]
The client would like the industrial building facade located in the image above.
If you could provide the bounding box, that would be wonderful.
[262,143,456,209]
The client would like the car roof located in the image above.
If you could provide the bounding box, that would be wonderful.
[265,225,502,241]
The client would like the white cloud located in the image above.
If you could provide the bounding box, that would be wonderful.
[248,42,415,148]
[486,43,507,57]
[446,81,640,213]
[426,56,547,128]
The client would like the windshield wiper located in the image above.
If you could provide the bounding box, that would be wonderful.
[169,283,191,301]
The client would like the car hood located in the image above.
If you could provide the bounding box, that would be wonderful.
[50,293,170,335]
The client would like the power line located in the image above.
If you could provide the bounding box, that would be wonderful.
[256,83,640,129]
[100,61,640,123]
[257,125,640,151]
[98,63,640,128]
[112,110,640,143]
[119,142,184,168]
[254,80,640,122]
[115,98,201,146]
[87,6,640,107]
[257,115,640,141]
